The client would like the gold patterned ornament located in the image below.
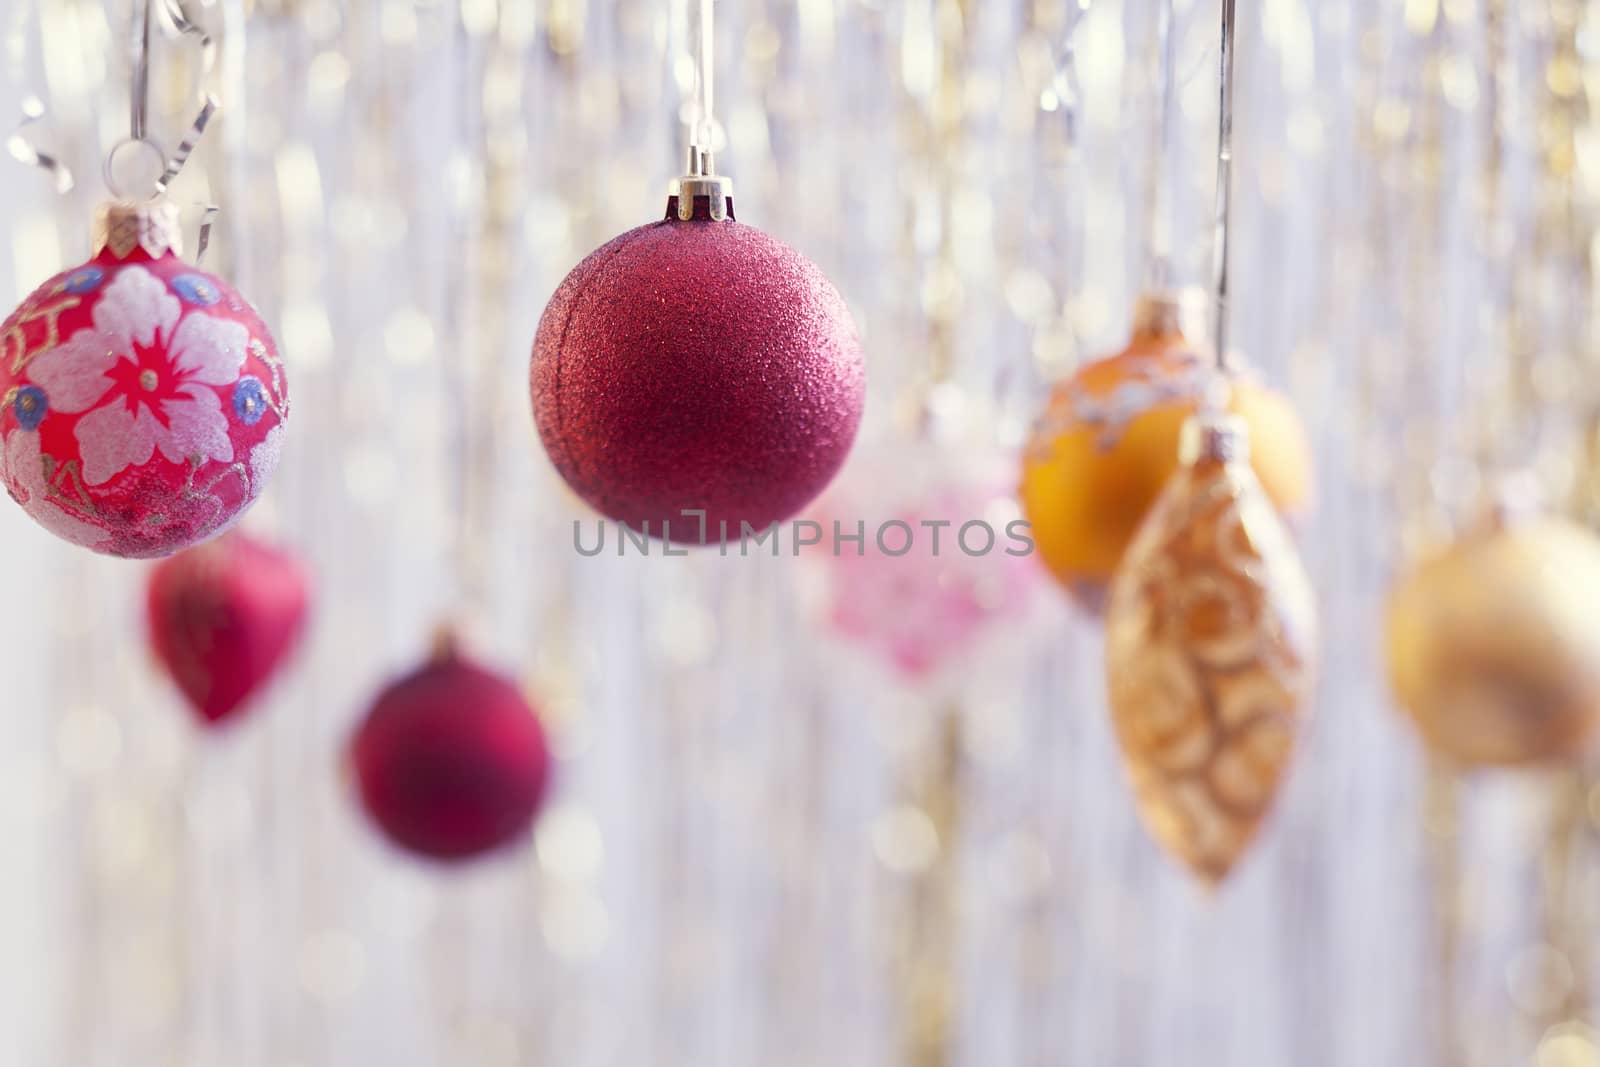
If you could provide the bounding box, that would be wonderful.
[1104,412,1318,884]
[1386,504,1600,768]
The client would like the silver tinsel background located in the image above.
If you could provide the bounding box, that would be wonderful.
[3,0,1600,1065]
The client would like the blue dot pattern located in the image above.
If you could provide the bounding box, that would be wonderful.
[63,267,104,294]
[232,376,267,425]
[171,273,222,307]
[14,386,47,431]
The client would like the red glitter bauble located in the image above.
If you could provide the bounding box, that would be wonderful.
[0,201,288,558]
[349,642,551,862]
[147,531,311,728]
[531,197,865,542]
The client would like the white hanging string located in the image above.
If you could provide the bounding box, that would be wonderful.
[1144,0,1176,291]
[697,0,710,147]
[1209,0,1237,370]
[130,0,151,141]
[697,0,714,149]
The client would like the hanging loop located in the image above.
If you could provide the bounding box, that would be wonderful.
[109,0,220,201]
[102,136,167,201]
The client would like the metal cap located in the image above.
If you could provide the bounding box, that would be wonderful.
[668,144,733,221]
[1179,411,1250,465]
[1131,287,1206,339]
[93,198,183,260]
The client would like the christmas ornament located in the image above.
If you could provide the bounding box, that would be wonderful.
[1020,290,1311,610]
[807,447,1036,682]
[349,636,551,862]
[147,530,310,728]
[1387,504,1600,767]
[534,0,863,541]
[0,199,288,557]
[531,147,864,542]
[1104,413,1317,883]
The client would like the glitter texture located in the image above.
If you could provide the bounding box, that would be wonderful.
[531,202,865,541]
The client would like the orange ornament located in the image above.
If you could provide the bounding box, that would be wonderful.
[1104,412,1317,884]
[1020,290,1313,610]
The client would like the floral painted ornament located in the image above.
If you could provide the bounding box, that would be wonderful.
[0,199,288,557]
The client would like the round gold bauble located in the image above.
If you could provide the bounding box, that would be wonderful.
[1387,511,1600,767]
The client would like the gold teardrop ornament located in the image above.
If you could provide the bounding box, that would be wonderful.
[1104,412,1318,884]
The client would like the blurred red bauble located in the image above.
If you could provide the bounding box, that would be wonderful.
[147,531,310,728]
[0,199,288,557]
[349,640,551,862]
[530,184,865,542]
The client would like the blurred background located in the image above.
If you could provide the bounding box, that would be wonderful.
[3,0,1600,1064]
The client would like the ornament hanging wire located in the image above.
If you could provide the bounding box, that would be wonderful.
[104,0,222,258]
[1046,1,1093,148]
[698,0,713,150]
[130,0,151,141]
[104,0,163,198]
[1208,0,1238,377]
[1143,0,1176,291]
[672,0,730,220]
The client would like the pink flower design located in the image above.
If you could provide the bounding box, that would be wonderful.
[27,265,247,486]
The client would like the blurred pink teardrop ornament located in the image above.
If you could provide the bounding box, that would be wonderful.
[808,446,1038,683]
[1104,412,1317,884]
[147,530,311,728]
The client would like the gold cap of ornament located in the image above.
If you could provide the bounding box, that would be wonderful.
[94,199,183,260]
[668,144,733,221]
[1131,287,1206,339]
[1180,411,1250,465]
